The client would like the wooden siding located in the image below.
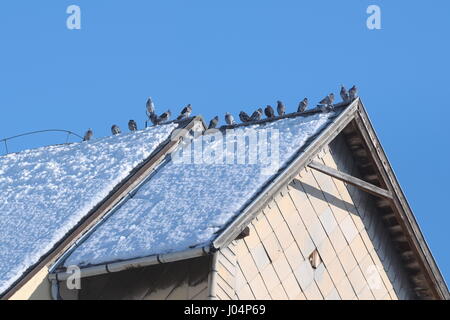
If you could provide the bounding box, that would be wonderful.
[60,256,211,300]
[215,134,415,300]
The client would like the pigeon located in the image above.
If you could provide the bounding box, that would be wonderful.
[146,97,155,115]
[83,129,93,141]
[225,113,235,125]
[340,85,350,102]
[250,108,263,121]
[149,112,158,126]
[128,120,137,132]
[264,105,275,118]
[158,110,171,123]
[319,93,335,107]
[297,98,308,113]
[111,125,121,135]
[177,104,192,120]
[349,85,358,100]
[239,111,251,123]
[277,101,286,116]
[208,116,219,129]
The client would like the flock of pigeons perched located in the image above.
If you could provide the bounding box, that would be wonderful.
[82,85,358,141]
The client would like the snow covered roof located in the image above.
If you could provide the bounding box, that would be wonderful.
[0,123,178,294]
[61,109,344,268]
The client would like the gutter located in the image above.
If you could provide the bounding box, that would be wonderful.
[49,246,210,281]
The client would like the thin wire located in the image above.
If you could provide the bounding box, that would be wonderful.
[1,129,84,155]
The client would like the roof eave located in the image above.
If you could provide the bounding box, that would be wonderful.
[212,98,449,300]
[354,101,449,300]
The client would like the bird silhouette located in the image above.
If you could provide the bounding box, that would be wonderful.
[177,104,192,120]
[340,85,350,102]
[265,105,275,118]
[225,113,235,125]
[83,129,93,141]
[319,93,335,107]
[250,108,263,121]
[148,112,158,126]
[297,98,308,113]
[128,120,137,132]
[349,85,358,100]
[146,97,155,115]
[158,110,171,123]
[111,125,121,135]
[208,116,219,129]
[277,101,286,116]
[239,111,251,123]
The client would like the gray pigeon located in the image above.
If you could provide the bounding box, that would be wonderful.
[158,110,171,123]
[264,105,275,118]
[149,112,158,125]
[297,98,308,113]
[319,93,335,107]
[250,108,263,121]
[340,85,350,102]
[177,104,192,120]
[128,120,137,132]
[83,128,93,141]
[225,113,235,125]
[239,111,251,123]
[277,101,286,116]
[349,85,358,100]
[111,125,121,135]
[146,97,155,115]
[208,116,219,129]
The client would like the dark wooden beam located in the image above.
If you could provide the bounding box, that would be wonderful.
[308,161,393,200]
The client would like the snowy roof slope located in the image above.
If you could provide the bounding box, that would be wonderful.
[0,123,178,294]
[63,110,341,268]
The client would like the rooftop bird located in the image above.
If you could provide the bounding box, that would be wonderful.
[158,110,171,124]
[146,97,155,115]
[250,108,263,121]
[225,113,235,125]
[264,105,275,118]
[177,104,192,120]
[349,85,358,100]
[208,116,219,129]
[277,101,286,116]
[239,111,251,123]
[149,112,158,126]
[297,98,308,113]
[83,129,93,141]
[319,93,335,107]
[340,85,350,102]
[128,120,137,132]
[111,125,121,135]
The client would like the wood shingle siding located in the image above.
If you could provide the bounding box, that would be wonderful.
[214,133,415,300]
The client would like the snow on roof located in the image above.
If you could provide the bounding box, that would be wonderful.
[62,110,342,268]
[0,123,178,294]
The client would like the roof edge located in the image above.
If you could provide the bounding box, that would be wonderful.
[211,99,449,300]
[354,102,449,300]
[49,246,210,281]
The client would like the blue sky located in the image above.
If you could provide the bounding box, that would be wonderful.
[0,1,449,284]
